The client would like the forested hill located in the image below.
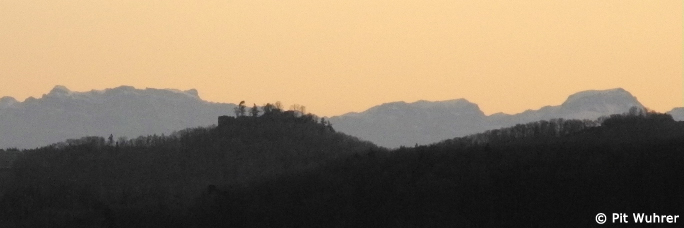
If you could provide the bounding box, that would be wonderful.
[0,109,378,227]
[1,110,682,227]
[437,108,677,147]
[191,111,683,227]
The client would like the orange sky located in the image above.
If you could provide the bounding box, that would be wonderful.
[0,0,681,117]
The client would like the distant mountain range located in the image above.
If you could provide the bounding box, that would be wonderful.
[0,86,234,149]
[0,86,681,149]
[330,88,680,148]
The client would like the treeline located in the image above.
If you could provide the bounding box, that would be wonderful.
[1,108,683,227]
[450,118,598,145]
[440,106,673,146]
[0,107,377,227]
[0,149,20,169]
[191,110,684,227]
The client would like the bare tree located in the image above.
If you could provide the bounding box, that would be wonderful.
[108,134,114,146]
[628,106,645,116]
[250,103,260,117]
[289,104,306,117]
[275,101,283,111]
[263,103,275,115]
[234,101,246,117]
[289,104,300,112]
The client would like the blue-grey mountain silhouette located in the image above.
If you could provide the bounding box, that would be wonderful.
[330,88,646,148]
[0,85,235,149]
[667,107,684,121]
[0,86,662,149]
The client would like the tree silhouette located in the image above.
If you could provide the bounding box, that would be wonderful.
[629,106,644,116]
[2,108,683,227]
[234,101,247,117]
[250,103,260,117]
[263,103,275,115]
[289,104,306,117]
[108,134,114,146]
[275,101,284,111]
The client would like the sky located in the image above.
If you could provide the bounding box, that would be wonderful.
[0,0,681,117]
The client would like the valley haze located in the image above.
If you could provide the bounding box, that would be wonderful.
[1,85,682,149]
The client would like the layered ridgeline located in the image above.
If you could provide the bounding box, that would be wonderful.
[0,111,377,227]
[0,103,681,227]
[330,88,657,148]
[0,86,235,149]
[204,110,682,227]
[2,86,681,149]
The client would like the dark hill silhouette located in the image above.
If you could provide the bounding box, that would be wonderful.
[1,108,682,227]
[0,109,377,227]
[193,111,683,227]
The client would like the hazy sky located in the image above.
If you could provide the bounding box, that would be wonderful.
[1,0,681,116]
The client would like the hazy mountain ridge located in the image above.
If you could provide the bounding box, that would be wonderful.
[330,99,488,147]
[330,88,648,148]
[0,85,235,149]
[0,86,674,149]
